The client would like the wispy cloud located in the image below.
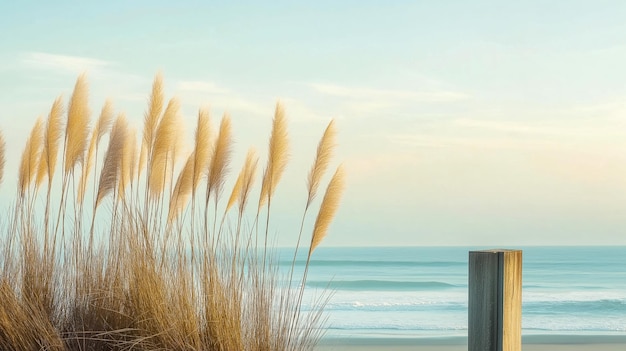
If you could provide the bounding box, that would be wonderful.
[22,52,110,73]
[309,83,470,103]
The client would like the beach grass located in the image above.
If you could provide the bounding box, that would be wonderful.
[0,74,344,350]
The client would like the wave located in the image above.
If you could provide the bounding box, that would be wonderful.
[282,259,465,268]
[525,298,626,314]
[307,279,458,291]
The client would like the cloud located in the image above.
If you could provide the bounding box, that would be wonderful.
[22,52,111,73]
[309,83,470,103]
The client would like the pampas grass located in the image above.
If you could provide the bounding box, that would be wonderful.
[78,99,113,204]
[36,96,64,189]
[148,98,180,200]
[193,108,211,194]
[206,114,232,218]
[95,114,127,209]
[309,165,345,257]
[64,74,90,174]
[306,120,336,209]
[18,116,44,197]
[0,73,344,351]
[168,151,195,223]
[259,103,289,210]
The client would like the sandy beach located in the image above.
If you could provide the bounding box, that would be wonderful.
[316,335,626,350]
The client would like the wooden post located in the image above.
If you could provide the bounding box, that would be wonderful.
[468,249,522,351]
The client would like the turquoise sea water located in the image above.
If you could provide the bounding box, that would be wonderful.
[279,246,626,339]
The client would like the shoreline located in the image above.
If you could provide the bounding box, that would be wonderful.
[316,334,626,350]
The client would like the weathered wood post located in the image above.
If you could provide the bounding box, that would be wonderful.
[468,249,522,351]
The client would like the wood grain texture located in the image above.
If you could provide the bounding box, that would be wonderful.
[469,249,522,351]
[503,250,522,351]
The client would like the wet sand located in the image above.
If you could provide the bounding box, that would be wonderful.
[316,334,626,351]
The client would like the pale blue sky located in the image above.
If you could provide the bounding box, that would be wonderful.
[2,1,626,246]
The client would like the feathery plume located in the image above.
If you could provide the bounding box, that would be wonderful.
[226,148,257,213]
[137,142,147,182]
[78,100,114,203]
[306,119,336,208]
[64,74,91,174]
[258,102,289,209]
[206,114,232,201]
[0,131,5,187]
[142,73,164,158]
[239,149,258,213]
[309,165,345,257]
[19,117,44,195]
[168,152,195,223]
[95,114,127,208]
[118,128,136,198]
[193,108,211,194]
[148,98,180,198]
[94,99,114,144]
[35,96,64,188]
[128,129,138,185]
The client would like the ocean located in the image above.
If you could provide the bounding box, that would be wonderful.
[279,246,626,339]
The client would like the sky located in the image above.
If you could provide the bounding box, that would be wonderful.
[2,1,626,246]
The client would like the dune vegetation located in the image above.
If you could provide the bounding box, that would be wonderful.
[0,73,345,350]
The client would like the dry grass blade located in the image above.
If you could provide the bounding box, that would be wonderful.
[149,98,180,199]
[95,114,127,208]
[0,131,5,187]
[64,74,91,174]
[35,96,64,188]
[19,117,44,195]
[207,114,232,200]
[258,103,289,209]
[309,165,345,257]
[306,119,336,208]
[193,108,211,193]
[168,152,194,223]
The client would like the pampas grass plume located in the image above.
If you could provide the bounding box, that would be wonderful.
[19,116,44,195]
[149,97,180,199]
[309,165,345,257]
[95,114,127,208]
[35,96,64,188]
[306,119,336,208]
[193,109,211,193]
[94,99,114,144]
[168,152,194,223]
[226,148,257,213]
[143,73,164,156]
[64,74,90,174]
[78,100,114,203]
[119,128,136,198]
[258,102,289,209]
[239,149,258,213]
[207,114,232,200]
